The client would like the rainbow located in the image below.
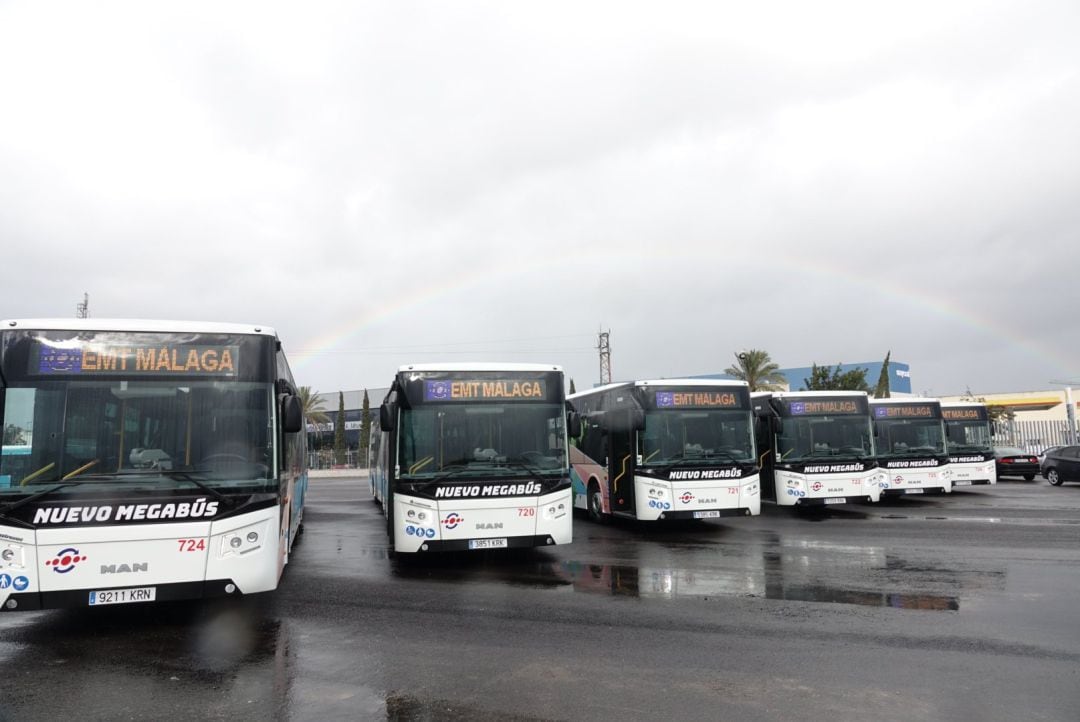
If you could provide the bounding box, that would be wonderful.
[288,248,1075,379]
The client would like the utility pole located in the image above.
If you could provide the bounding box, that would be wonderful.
[1050,380,1080,445]
[597,328,611,386]
[76,293,89,319]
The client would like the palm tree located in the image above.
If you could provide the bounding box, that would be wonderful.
[724,349,787,391]
[297,386,330,426]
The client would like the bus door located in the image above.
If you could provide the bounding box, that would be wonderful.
[605,407,641,515]
[753,412,778,502]
[607,428,635,514]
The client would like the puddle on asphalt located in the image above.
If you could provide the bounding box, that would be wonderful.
[554,561,959,610]
[387,693,555,721]
[766,585,959,610]
[873,514,1080,525]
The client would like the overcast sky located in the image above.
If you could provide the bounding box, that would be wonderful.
[2,1,1078,397]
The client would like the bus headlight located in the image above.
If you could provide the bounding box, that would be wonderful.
[0,544,24,569]
[543,503,567,520]
[219,521,270,558]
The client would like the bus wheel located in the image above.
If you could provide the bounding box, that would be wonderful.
[588,480,607,523]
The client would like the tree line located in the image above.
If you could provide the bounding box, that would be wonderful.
[725,349,893,397]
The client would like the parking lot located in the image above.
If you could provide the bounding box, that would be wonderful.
[2,476,1079,721]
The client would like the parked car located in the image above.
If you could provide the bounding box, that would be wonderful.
[1038,445,1062,465]
[1040,445,1080,486]
[993,446,1040,480]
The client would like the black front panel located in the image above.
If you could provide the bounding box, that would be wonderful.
[638,385,750,411]
[398,370,564,407]
[2,330,275,384]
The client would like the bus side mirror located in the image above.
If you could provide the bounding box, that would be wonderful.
[769,416,782,434]
[282,395,303,434]
[379,403,394,432]
[567,411,581,438]
[631,409,645,432]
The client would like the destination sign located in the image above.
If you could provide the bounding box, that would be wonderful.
[34,344,240,376]
[424,379,546,401]
[655,391,741,408]
[942,408,986,421]
[788,400,863,416]
[873,404,938,419]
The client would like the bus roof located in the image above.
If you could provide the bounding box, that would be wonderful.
[868,396,940,404]
[569,378,748,400]
[940,401,987,409]
[753,390,869,399]
[397,362,563,373]
[1,318,278,337]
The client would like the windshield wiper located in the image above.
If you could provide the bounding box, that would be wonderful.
[6,471,232,507]
[492,459,552,486]
[0,478,122,516]
[426,464,497,484]
[655,452,747,474]
[159,471,233,505]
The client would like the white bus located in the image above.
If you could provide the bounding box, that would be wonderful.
[0,319,308,611]
[568,380,760,522]
[870,397,952,496]
[752,391,883,507]
[941,402,997,486]
[373,363,575,554]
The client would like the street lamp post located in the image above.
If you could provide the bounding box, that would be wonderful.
[1049,381,1080,445]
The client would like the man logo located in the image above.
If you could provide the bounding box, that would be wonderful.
[100,563,149,574]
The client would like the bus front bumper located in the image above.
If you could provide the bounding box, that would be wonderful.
[2,578,248,612]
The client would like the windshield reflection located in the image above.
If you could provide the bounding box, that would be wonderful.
[398,403,567,479]
[874,419,946,458]
[776,415,874,463]
[638,409,754,466]
[1,381,275,496]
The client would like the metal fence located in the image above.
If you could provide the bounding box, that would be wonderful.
[307,449,367,470]
[992,420,1080,454]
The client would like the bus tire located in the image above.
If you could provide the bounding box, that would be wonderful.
[588,480,607,523]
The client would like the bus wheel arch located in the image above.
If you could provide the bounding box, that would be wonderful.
[587,478,607,523]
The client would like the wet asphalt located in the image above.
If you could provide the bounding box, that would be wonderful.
[2,476,1079,721]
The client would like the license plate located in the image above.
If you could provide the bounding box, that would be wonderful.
[468,538,507,550]
[824,497,846,505]
[88,587,156,606]
[954,480,972,486]
[905,488,924,494]
[693,510,722,519]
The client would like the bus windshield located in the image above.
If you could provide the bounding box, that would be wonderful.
[0,380,276,497]
[777,415,874,463]
[638,409,754,466]
[945,420,992,453]
[398,403,567,479]
[875,419,946,458]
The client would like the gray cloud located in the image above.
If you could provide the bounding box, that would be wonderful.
[2,1,1078,396]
